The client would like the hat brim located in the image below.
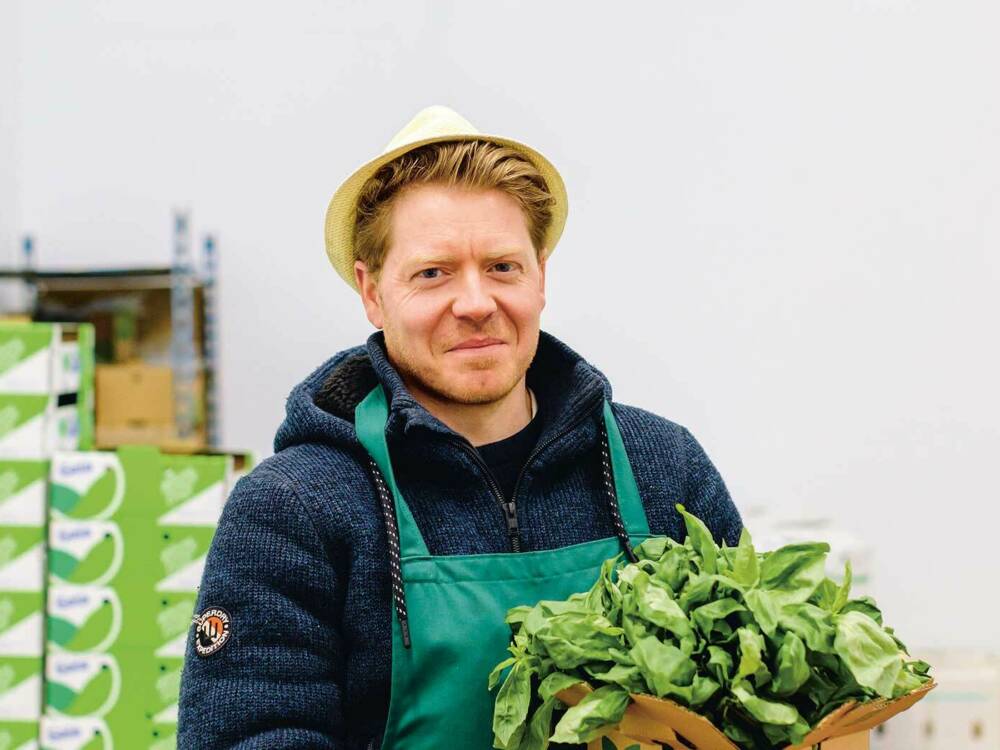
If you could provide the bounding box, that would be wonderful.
[324,133,568,291]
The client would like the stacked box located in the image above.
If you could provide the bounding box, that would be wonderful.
[42,447,253,748]
[0,324,95,457]
[0,459,50,750]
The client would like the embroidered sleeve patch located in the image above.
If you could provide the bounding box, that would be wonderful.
[193,606,232,657]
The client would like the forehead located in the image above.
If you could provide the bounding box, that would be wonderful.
[387,183,532,257]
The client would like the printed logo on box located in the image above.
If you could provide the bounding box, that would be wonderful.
[49,456,124,522]
[44,654,120,719]
[47,588,122,655]
[39,716,112,750]
[47,523,123,588]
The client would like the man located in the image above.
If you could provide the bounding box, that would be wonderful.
[178,105,742,749]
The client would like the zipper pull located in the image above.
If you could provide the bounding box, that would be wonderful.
[502,501,522,552]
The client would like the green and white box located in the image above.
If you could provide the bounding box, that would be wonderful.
[47,589,122,656]
[0,326,59,395]
[0,396,90,459]
[0,324,94,398]
[0,718,40,749]
[0,592,45,657]
[0,324,94,457]
[0,527,45,594]
[39,716,111,750]
[49,448,253,523]
[48,455,123,524]
[0,397,55,460]
[0,460,49,529]
[47,522,123,590]
[0,656,43,719]
[44,654,120,720]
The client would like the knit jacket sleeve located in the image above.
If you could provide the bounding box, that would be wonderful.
[177,466,345,749]
[681,426,743,547]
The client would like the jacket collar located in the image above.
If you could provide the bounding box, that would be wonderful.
[292,328,613,473]
[361,329,612,450]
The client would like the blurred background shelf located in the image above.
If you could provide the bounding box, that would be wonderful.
[0,212,221,452]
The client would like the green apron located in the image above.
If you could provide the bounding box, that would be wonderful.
[355,384,652,750]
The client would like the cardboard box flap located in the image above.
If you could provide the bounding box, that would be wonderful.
[790,681,935,748]
[557,680,935,750]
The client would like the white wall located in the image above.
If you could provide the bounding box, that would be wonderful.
[6,0,999,648]
[0,1,20,262]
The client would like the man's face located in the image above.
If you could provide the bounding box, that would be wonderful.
[355,183,546,407]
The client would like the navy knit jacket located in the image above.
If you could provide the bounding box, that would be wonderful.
[177,330,743,749]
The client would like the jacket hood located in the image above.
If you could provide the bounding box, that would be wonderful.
[273,329,614,455]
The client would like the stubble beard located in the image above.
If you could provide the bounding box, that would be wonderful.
[385,329,538,407]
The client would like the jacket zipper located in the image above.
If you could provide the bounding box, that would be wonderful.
[448,393,604,553]
[449,437,522,551]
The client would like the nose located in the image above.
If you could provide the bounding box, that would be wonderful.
[450,269,498,322]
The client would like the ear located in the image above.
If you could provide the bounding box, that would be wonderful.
[355,260,384,329]
[538,251,547,301]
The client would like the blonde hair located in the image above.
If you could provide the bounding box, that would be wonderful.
[354,140,555,281]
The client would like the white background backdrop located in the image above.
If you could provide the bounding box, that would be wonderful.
[1,0,997,650]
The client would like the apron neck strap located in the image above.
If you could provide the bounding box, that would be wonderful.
[602,400,652,538]
[355,384,430,558]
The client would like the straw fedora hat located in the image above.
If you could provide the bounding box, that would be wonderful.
[323,104,569,291]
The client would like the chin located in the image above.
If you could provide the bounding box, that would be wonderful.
[437,370,518,405]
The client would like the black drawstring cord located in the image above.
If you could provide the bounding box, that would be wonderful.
[367,456,412,649]
[368,419,636,648]
[599,420,640,563]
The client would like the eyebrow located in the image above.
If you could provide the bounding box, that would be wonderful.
[408,248,531,267]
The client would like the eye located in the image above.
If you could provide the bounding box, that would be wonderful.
[492,261,517,273]
[416,268,441,279]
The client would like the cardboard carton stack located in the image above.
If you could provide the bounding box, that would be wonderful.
[0,459,49,750]
[40,447,251,749]
[0,324,95,458]
[0,322,95,750]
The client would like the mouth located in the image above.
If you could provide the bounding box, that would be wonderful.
[448,338,506,352]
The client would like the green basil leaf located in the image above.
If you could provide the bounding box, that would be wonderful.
[550,685,630,743]
[834,610,904,698]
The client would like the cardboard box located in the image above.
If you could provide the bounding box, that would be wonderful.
[0,325,62,395]
[48,448,251,523]
[0,324,94,453]
[47,587,122,655]
[0,323,94,457]
[0,718,40,749]
[0,656,43,719]
[39,716,112,750]
[94,364,209,451]
[0,526,46,592]
[94,365,173,430]
[0,591,45,657]
[44,653,119,719]
[0,460,49,529]
[557,681,936,750]
[47,521,124,589]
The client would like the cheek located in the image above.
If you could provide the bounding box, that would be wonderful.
[502,286,545,326]
[394,294,450,343]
